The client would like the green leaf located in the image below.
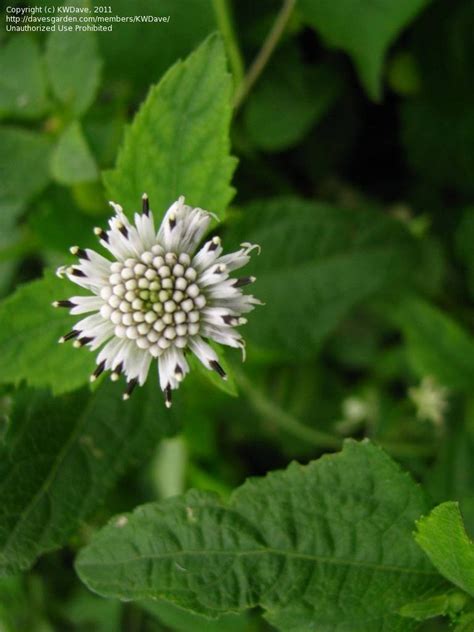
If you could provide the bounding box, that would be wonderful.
[415,501,474,597]
[229,197,418,358]
[400,590,468,622]
[0,127,52,223]
[0,272,95,395]
[0,380,179,576]
[45,3,102,116]
[103,33,236,220]
[0,35,49,120]
[141,599,250,632]
[455,612,474,632]
[298,0,430,99]
[399,593,452,621]
[51,122,99,185]
[396,297,474,390]
[76,440,443,630]
[244,46,342,151]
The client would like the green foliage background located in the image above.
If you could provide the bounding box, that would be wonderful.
[0,0,473,630]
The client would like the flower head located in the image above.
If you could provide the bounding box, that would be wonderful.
[55,195,261,406]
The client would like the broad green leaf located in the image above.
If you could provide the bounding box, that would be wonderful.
[51,122,99,185]
[0,380,179,576]
[76,440,443,631]
[0,127,52,223]
[228,197,418,358]
[28,187,98,253]
[45,3,102,116]
[416,502,474,597]
[142,598,251,632]
[396,297,474,390]
[244,46,342,151]
[0,272,94,395]
[298,0,430,99]
[103,33,237,220]
[0,36,49,120]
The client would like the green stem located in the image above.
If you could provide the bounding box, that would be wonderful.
[234,368,437,459]
[233,0,297,110]
[212,0,245,89]
[234,368,342,450]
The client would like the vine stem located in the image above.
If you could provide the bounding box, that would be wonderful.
[233,0,297,110]
[212,0,245,89]
[234,367,437,459]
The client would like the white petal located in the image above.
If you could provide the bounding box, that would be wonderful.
[73,313,107,334]
[201,323,243,350]
[158,348,175,390]
[88,322,115,350]
[188,336,220,370]
[134,212,156,250]
[158,197,214,254]
[206,279,241,300]
[192,237,222,271]
[69,295,104,315]
[157,346,187,390]
[198,264,229,288]
[215,294,263,314]
[121,344,148,382]
[83,249,112,276]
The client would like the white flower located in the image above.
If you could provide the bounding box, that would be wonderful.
[408,376,449,427]
[55,195,261,407]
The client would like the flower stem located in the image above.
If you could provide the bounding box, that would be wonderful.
[234,368,437,459]
[233,0,297,110]
[212,0,245,90]
[234,367,342,450]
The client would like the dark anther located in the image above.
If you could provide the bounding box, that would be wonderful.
[208,239,219,251]
[71,247,88,260]
[142,194,150,216]
[233,276,254,288]
[119,225,129,238]
[210,360,227,379]
[165,384,172,408]
[123,378,138,400]
[76,336,93,347]
[62,330,79,342]
[112,362,123,376]
[169,216,176,230]
[71,268,86,278]
[55,300,75,308]
[95,228,109,243]
[222,315,236,326]
[92,360,106,380]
